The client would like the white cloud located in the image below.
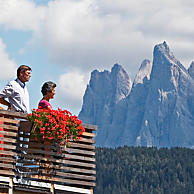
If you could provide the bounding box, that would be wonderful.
[54,71,88,114]
[1,0,194,71]
[36,0,194,73]
[0,38,17,79]
[0,0,45,31]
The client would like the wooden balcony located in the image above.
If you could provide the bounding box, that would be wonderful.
[0,110,97,194]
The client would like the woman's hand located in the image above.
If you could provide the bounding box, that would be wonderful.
[0,106,4,110]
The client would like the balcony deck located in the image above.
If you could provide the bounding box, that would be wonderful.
[0,110,97,194]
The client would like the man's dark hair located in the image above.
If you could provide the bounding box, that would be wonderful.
[17,65,32,77]
[41,81,56,96]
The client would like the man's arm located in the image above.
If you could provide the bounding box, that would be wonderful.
[0,97,11,109]
[0,82,13,110]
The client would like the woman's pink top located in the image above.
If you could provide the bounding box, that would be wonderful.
[38,99,52,110]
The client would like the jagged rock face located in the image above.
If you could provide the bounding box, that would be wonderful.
[119,59,152,146]
[139,42,194,148]
[79,42,194,148]
[188,61,194,79]
[79,64,132,147]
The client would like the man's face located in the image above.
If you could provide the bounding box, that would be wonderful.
[20,70,31,83]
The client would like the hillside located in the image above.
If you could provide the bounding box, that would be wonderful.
[94,146,194,194]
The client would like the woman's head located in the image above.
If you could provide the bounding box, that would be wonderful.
[41,81,56,99]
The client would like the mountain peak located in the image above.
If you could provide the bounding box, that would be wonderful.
[154,41,172,58]
[133,59,152,86]
[154,41,186,71]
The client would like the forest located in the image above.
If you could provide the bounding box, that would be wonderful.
[94,146,194,194]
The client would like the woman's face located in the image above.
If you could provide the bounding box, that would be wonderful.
[49,87,56,99]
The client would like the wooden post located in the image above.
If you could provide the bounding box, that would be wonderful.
[8,177,13,194]
[50,183,54,194]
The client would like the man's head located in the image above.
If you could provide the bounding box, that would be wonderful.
[17,65,32,83]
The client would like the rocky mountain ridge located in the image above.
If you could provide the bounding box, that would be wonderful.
[79,41,194,148]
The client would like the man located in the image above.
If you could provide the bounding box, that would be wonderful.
[0,65,31,113]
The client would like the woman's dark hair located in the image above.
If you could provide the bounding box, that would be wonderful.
[41,81,56,96]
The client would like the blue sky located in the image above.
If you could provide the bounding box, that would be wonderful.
[0,0,194,115]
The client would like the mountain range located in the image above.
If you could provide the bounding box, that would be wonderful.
[79,41,194,148]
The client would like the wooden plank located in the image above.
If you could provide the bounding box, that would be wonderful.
[27,142,61,150]
[0,131,17,137]
[22,154,96,168]
[0,117,20,124]
[0,124,18,131]
[26,141,95,151]
[0,150,17,156]
[82,132,96,138]
[0,170,14,176]
[25,148,62,157]
[68,142,95,150]
[0,157,16,163]
[65,154,95,162]
[0,137,17,143]
[77,138,95,144]
[82,123,97,131]
[65,148,95,156]
[0,144,16,150]
[0,110,27,119]
[35,163,96,175]
[54,171,96,181]
[36,170,96,182]
[29,175,96,187]
[25,148,95,162]
[0,163,14,169]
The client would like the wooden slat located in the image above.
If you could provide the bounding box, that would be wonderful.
[0,117,20,124]
[0,110,27,119]
[55,171,96,181]
[82,132,96,138]
[26,142,62,150]
[82,123,97,131]
[0,150,17,156]
[77,138,95,144]
[0,124,18,131]
[22,154,96,168]
[0,170,14,176]
[0,143,16,150]
[35,163,96,175]
[25,148,95,162]
[0,131,17,137]
[29,175,96,187]
[26,141,95,151]
[64,154,95,162]
[27,168,96,182]
[65,148,95,156]
[0,137,17,143]
[68,142,95,150]
[0,163,14,169]
[0,157,16,163]
[36,170,96,181]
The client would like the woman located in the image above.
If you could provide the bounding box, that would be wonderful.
[38,81,56,160]
[38,81,56,110]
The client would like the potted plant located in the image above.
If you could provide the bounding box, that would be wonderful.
[27,108,85,146]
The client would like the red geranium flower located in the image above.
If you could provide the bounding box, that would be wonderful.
[27,108,85,145]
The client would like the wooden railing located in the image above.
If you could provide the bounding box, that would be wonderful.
[0,110,97,194]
